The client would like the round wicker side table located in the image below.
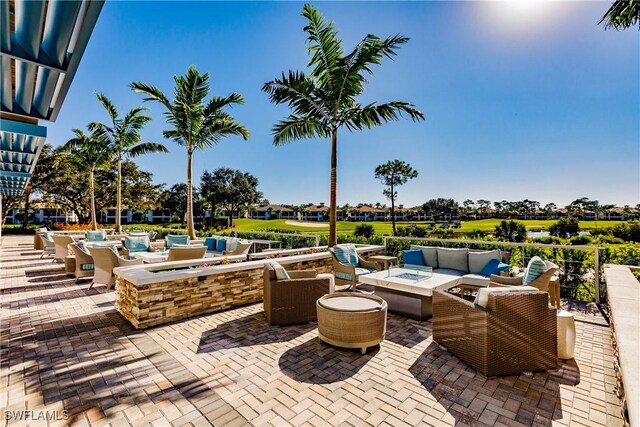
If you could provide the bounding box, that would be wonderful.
[316,292,387,354]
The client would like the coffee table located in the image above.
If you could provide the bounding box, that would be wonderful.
[359,266,460,320]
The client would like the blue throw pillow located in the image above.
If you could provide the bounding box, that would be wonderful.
[402,250,425,266]
[204,237,217,251]
[166,234,189,248]
[479,259,500,276]
[497,262,511,274]
[216,238,227,252]
[125,236,149,253]
[333,244,358,266]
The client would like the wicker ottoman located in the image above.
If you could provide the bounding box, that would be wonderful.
[316,292,387,354]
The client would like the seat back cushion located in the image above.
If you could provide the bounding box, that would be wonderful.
[437,247,469,273]
[474,285,539,308]
[333,244,358,266]
[204,237,217,251]
[468,250,502,274]
[166,234,189,248]
[410,245,438,268]
[125,236,150,253]
[268,261,290,280]
[227,237,239,252]
[402,249,425,266]
[86,230,106,242]
[216,238,227,252]
[523,256,547,286]
[75,240,91,255]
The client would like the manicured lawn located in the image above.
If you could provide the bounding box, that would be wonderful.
[226,218,626,235]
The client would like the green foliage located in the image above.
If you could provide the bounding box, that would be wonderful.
[549,217,580,238]
[396,224,428,238]
[607,244,640,266]
[569,235,593,245]
[529,236,564,245]
[467,229,488,240]
[421,198,460,219]
[200,168,262,226]
[354,223,375,239]
[494,220,527,242]
[600,0,640,30]
[611,221,640,243]
[594,235,625,245]
[374,160,418,234]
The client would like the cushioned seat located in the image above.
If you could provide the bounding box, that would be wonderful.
[335,267,375,282]
[433,268,465,277]
[460,273,492,287]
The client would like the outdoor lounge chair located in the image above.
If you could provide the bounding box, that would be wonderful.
[219,241,253,258]
[39,233,56,259]
[166,245,207,262]
[488,258,560,307]
[263,263,333,326]
[51,234,75,262]
[69,243,95,283]
[88,246,143,289]
[329,244,379,291]
[432,289,558,377]
[121,235,165,257]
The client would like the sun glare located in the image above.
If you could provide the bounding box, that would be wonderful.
[476,1,568,36]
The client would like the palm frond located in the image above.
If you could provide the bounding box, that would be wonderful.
[128,142,169,157]
[342,102,425,131]
[130,82,174,111]
[599,0,640,29]
[272,115,329,145]
[302,3,343,90]
[262,71,329,121]
[95,93,119,122]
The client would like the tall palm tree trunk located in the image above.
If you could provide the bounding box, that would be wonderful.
[390,182,396,235]
[329,129,337,247]
[90,168,97,230]
[186,149,196,239]
[116,158,122,233]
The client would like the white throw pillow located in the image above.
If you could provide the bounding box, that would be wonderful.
[474,285,539,308]
[410,245,438,268]
[269,261,290,280]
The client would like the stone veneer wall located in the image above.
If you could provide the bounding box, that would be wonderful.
[115,249,383,329]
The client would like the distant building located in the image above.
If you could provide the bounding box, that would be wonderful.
[302,203,329,221]
[249,204,295,220]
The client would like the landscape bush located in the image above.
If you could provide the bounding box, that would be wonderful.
[611,221,640,243]
[354,223,375,239]
[396,224,428,238]
[494,220,527,242]
[549,217,580,238]
[569,235,593,245]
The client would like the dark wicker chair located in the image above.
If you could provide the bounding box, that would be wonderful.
[433,290,558,377]
[263,264,333,326]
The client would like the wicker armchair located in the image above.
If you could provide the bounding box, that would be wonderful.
[433,290,558,377]
[121,238,165,257]
[51,234,75,262]
[39,234,56,259]
[329,245,379,291]
[69,243,95,283]
[88,247,143,290]
[489,260,558,292]
[263,264,333,326]
[166,246,207,262]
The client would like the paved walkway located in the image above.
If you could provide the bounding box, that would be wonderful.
[0,235,624,426]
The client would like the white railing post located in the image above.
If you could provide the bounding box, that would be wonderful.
[594,248,600,304]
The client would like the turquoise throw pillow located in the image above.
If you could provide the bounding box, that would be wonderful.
[76,240,91,255]
[479,259,512,276]
[333,244,358,266]
[166,234,189,248]
[125,236,149,253]
[523,256,547,285]
[86,230,106,242]
[204,237,217,251]
[402,250,425,266]
[216,238,227,252]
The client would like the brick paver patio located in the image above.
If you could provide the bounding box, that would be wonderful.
[1,235,624,426]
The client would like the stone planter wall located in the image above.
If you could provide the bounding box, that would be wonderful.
[115,246,384,329]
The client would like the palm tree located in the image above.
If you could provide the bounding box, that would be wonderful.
[262,4,425,246]
[90,93,167,232]
[60,128,113,230]
[131,66,250,239]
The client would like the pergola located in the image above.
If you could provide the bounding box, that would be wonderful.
[0,0,103,207]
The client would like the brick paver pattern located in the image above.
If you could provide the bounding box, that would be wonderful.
[0,236,624,426]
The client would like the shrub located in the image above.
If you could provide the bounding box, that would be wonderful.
[569,235,593,245]
[354,223,375,239]
[608,244,640,266]
[611,221,640,243]
[494,220,527,242]
[395,224,427,238]
[467,229,488,240]
[589,228,611,237]
[594,235,625,244]
[549,217,580,238]
[529,236,564,244]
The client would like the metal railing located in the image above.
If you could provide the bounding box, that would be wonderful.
[383,236,605,303]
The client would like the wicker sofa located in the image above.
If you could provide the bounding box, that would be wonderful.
[263,263,333,326]
[432,289,558,377]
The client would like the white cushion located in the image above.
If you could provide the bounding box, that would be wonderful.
[227,237,239,252]
[474,285,539,308]
[410,245,438,268]
[437,248,469,273]
[269,261,290,280]
[468,250,502,274]
[460,274,490,288]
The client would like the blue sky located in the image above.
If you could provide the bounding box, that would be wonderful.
[47,1,639,208]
